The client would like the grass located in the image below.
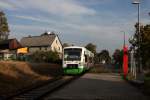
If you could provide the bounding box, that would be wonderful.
[0,61,63,98]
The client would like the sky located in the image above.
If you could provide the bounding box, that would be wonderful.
[0,0,150,54]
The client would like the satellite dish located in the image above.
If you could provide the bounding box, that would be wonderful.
[47,32,51,34]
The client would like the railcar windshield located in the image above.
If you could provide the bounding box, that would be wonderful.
[64,48,82,61]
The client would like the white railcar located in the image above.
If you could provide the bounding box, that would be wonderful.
[63,46,94,74]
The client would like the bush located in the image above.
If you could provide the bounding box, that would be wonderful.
[30,51,61,63]
[144,77,150,95]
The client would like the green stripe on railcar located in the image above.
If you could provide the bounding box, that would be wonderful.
[63,67,86,74]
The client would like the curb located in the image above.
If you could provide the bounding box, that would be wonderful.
[124,77,144,88]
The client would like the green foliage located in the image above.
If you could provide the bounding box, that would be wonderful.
[140,24,150,69]
[131,24,150,69]
[0,11,9,33]
[85,43,96,54]
[45,51,60,62]
[85,43,97,63]
[30,51,61,63]
[97,50,111,64]
[112,49,123,69]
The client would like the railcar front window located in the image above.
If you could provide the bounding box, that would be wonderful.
[64,49,82,61]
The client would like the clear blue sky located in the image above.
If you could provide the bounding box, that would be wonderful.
[0,0,150,54]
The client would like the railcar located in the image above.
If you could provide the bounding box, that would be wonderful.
[63,46,94,74]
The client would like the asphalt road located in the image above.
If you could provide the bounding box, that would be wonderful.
[44,73,149,100]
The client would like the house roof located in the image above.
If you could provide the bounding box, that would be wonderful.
[20,33,56,47]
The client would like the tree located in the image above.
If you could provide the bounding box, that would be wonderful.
[0,11,9,40]
[130,23,150,69]
[97,50,111,64]
[63,43,70,48]
[140,24,150,69]
[85,43,96,54]
[85,43,97,63]
[112,49,123,69]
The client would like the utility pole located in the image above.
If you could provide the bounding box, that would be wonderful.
[124,31,125,47]
[132,0,142,73]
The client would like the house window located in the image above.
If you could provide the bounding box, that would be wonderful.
[56,40,57,44]
[45,47,47,51]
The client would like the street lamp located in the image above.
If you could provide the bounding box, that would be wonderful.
[132,0,142,73]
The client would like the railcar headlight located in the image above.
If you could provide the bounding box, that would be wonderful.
[63,64,67,68]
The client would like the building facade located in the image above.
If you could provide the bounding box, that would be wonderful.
[20,32,63,57]
[0,39,22,60]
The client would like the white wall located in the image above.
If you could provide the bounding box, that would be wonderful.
[51,36,62,53]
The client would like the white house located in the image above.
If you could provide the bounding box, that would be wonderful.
[20,32,63,58]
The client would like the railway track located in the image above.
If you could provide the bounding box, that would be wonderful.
[7,75,80,100]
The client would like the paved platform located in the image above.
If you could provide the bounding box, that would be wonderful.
[45,73,149,100]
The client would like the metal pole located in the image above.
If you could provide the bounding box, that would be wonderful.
[124,32,125,47]
[138,3,140,34]
[132,0,142,77]
[137,3,142,73]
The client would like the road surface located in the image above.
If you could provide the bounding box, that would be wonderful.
[44,73,148,100]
